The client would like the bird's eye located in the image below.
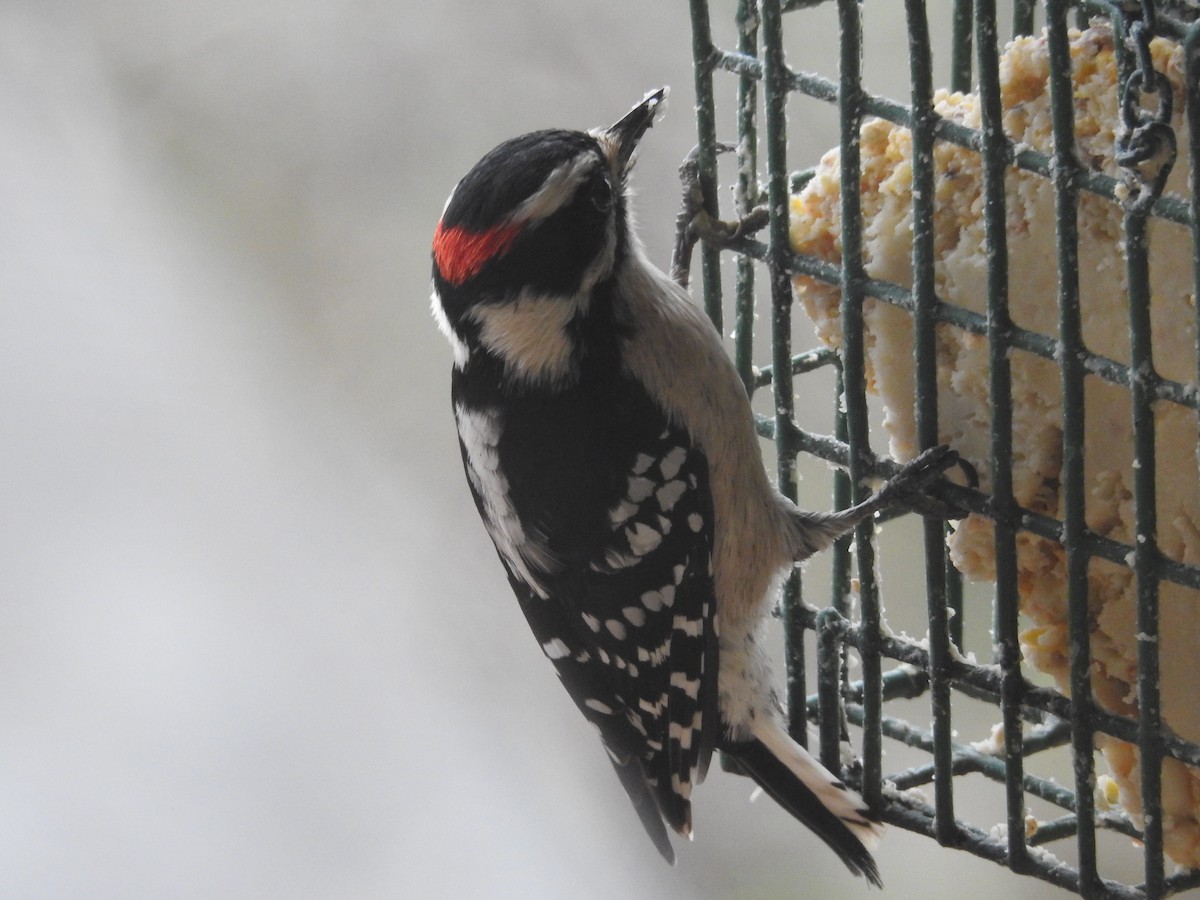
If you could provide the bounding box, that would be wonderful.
[590,177,614,213]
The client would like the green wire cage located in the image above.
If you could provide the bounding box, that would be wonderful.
[684,1,1200,897]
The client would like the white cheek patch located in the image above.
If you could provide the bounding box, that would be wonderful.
[469,290,590,387]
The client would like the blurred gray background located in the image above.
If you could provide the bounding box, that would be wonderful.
[0,1,1121,898]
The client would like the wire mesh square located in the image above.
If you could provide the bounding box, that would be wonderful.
[685,1,1200,896]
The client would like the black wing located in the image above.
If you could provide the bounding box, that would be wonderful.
[452,369,718,858]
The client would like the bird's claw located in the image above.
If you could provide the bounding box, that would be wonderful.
[879,445,969,520]
[671,143,769,288]
[891,445,959,490]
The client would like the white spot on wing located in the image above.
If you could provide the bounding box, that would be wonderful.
[656,480,687,512]
[687,512,704,532]
[606,619,627,640]
[585,698,614,714]
[670,671,702,700]
[669,722,695,751]
[626,523,662,556]
[639,696,665,715]
[603,548,639,569]
[623,606,646,627]
[609,499,639,526]
[627,476,655,502]
[640,589,664,611]
[542,638,570,659]
[647,641,670,666]
[632,453,656,475]
[660,446,688,480]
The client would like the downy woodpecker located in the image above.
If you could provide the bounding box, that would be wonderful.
[431,88,955,884]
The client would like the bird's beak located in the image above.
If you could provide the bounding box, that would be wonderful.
[603,87,668,174]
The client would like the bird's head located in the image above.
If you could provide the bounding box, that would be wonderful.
[431,89,667,381]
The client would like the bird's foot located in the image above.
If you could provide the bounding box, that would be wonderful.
[876,445,970,520]
[670,143,769,288]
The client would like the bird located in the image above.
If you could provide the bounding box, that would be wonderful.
[430,86,956,884]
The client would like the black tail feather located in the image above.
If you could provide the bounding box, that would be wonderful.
[722,738,882,888]
[608,754,676,864]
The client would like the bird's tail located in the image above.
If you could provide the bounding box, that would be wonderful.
[607,751,678,864]
[722,718,884,887]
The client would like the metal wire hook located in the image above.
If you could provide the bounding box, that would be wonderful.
[1116,0,1178,212]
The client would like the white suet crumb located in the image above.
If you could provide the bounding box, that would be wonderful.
[1096,774,1121,811]
[789,25,1200,867]
[970,722,1006,757]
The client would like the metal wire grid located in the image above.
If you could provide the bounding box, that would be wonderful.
[685,1,1200,897]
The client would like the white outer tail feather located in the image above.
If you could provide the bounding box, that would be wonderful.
[752,717,884,851]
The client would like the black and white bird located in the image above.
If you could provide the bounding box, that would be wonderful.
[431,88,954,884]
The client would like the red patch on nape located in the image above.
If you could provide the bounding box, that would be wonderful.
[433,219,521,286]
